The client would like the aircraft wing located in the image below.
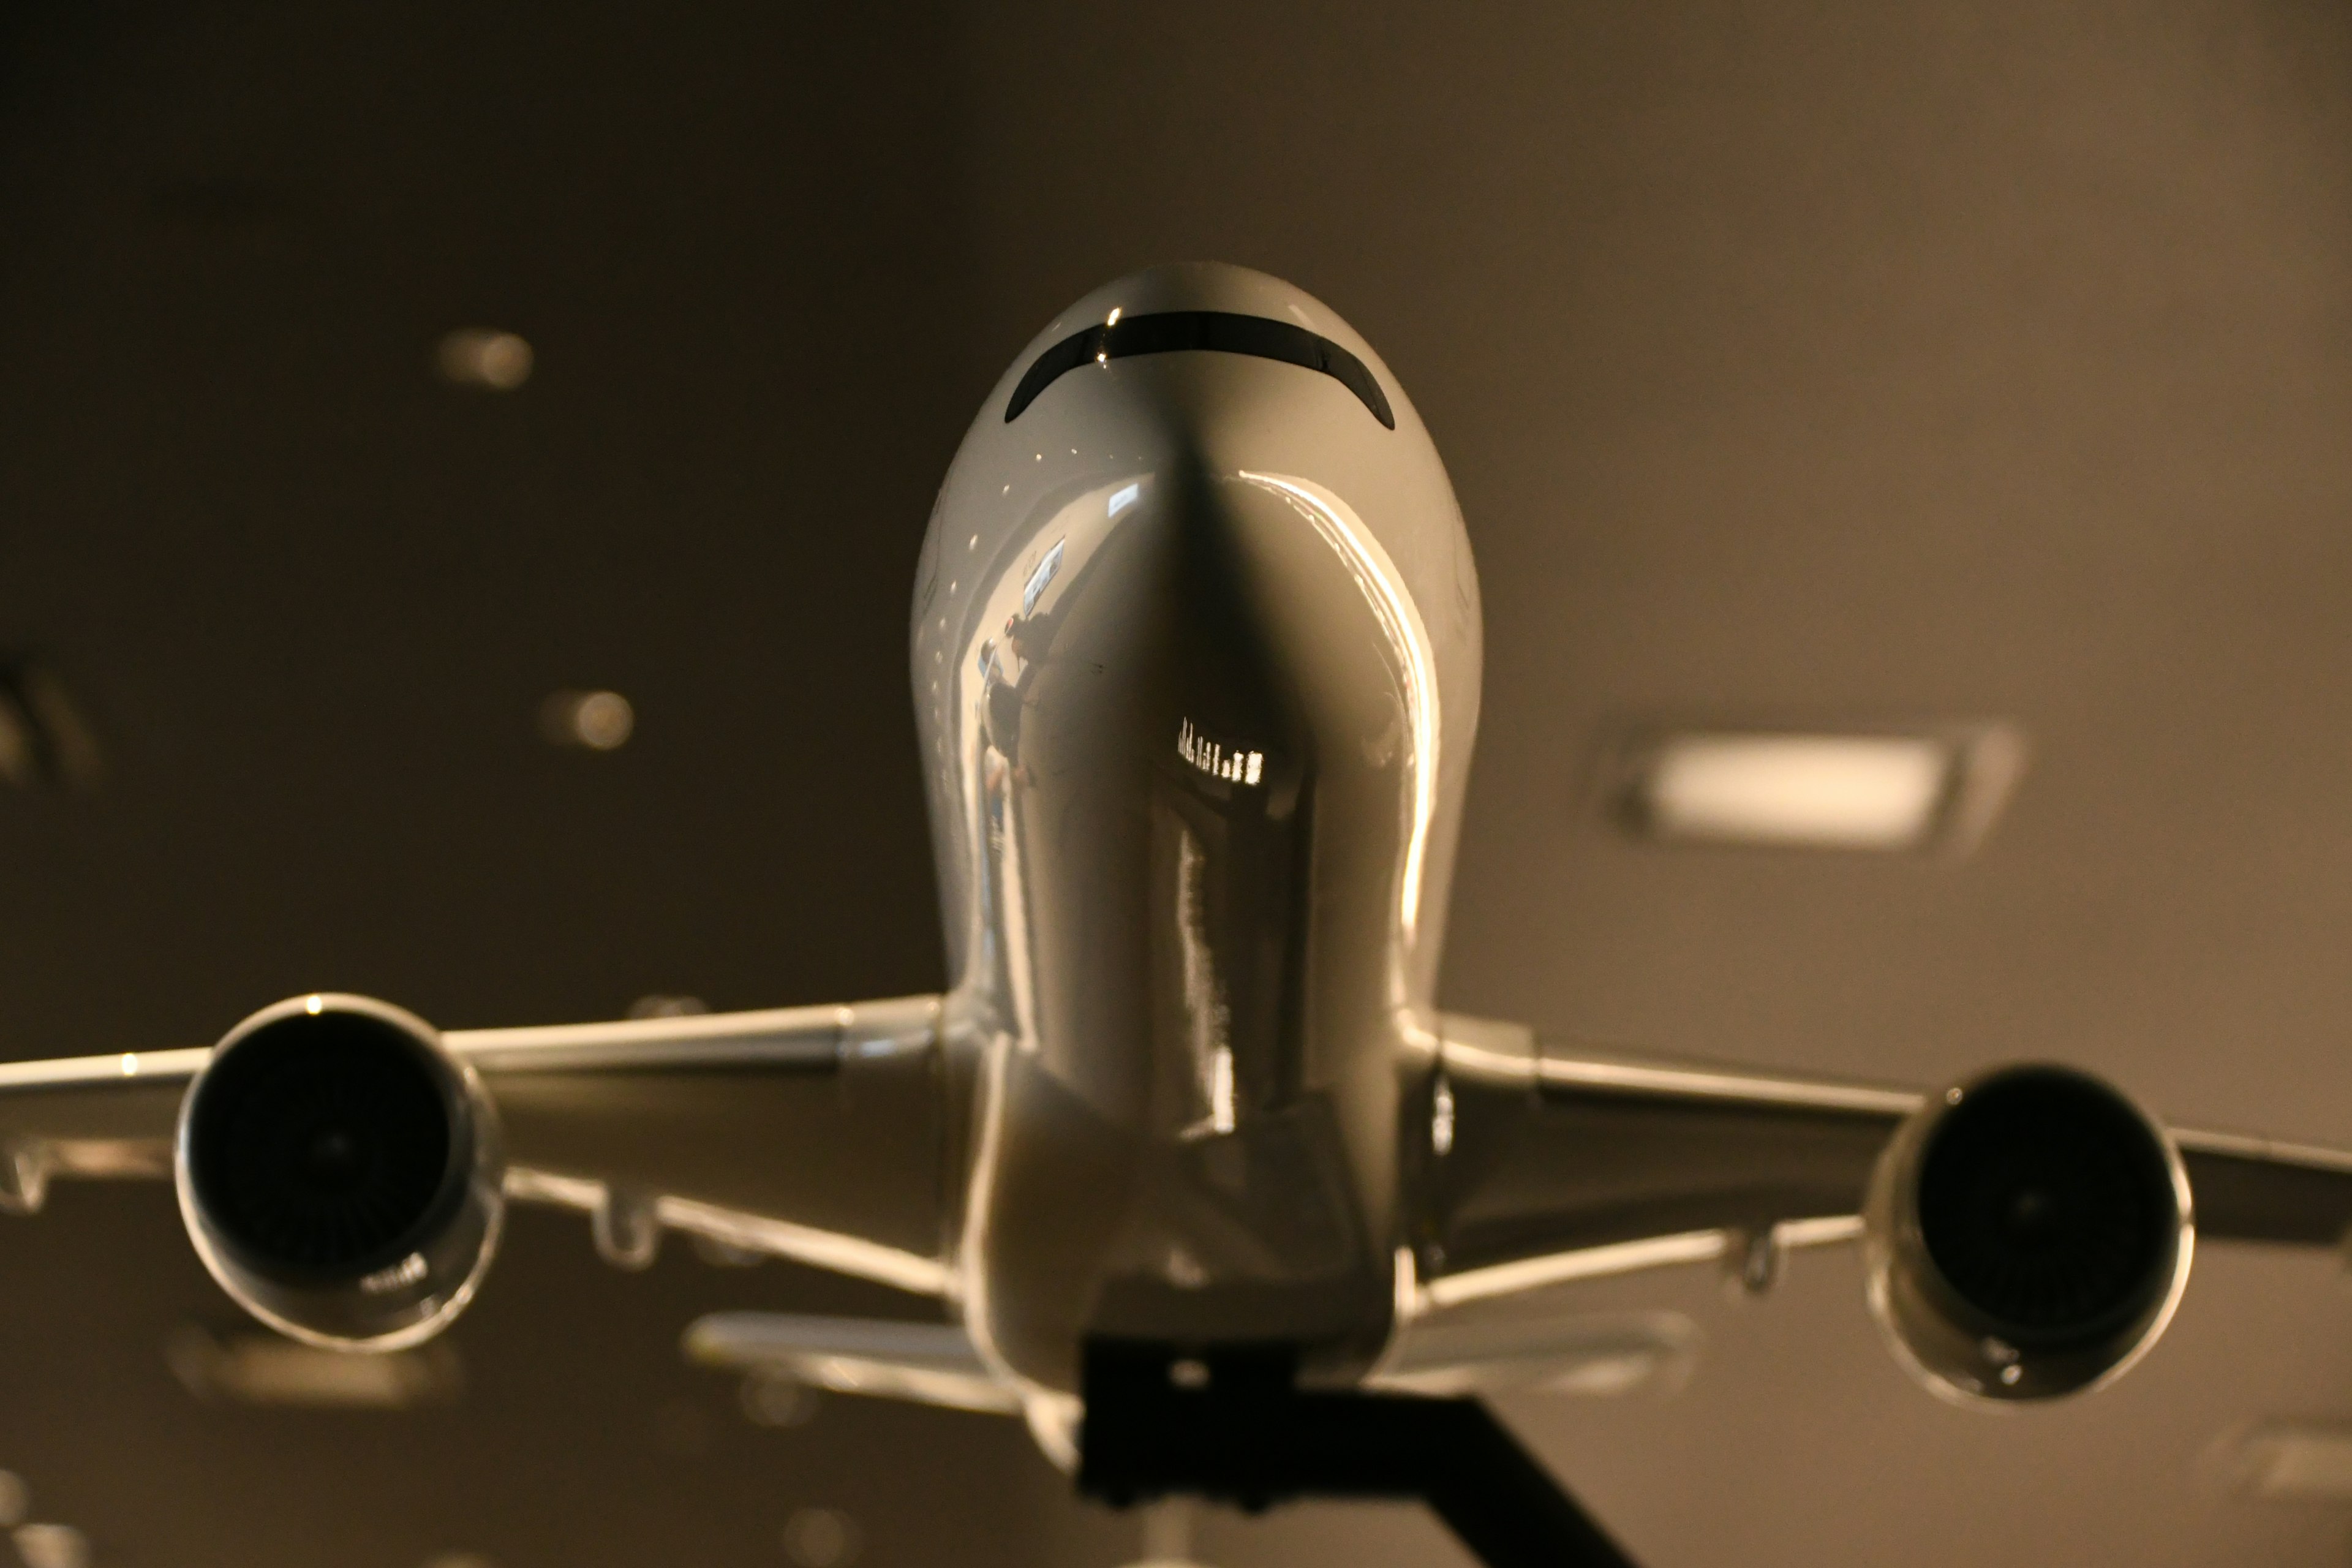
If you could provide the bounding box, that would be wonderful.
[1423,1012,2352,1311]
[0,995,958,1297]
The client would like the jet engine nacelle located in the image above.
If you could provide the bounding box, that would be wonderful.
[174,994,505,1349]
[1863,1064,2193,1404]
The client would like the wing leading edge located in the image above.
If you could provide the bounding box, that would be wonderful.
[1422,1013,2352,1314]
[6,1000,2348,1392]
[0,995,959,1297]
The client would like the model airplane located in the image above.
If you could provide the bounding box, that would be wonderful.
[5,263,2350,1565]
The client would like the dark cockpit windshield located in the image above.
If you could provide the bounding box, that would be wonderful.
[1005,310,1395,428]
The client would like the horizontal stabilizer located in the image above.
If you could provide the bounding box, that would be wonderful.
[1370,1310,1700,1398]
[684,1312,1021,1416]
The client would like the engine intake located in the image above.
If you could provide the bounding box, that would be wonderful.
[175,994,505,1349]
[1863,1064,2193,1403]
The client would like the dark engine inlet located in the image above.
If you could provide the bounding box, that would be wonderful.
[175,995,505,1348]
[1864,1063,2192,1403]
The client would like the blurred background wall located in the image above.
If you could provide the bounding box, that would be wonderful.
[4,3,2352,1565]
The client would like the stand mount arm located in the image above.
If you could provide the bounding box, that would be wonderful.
[1078,1341,1640,1568]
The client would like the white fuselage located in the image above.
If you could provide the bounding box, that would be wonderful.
[907,265,1483,1406]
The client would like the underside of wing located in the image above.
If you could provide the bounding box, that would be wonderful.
[2173,1129,2352,1248]
[0,1047,211,1208]
[459,996,957,1294]
[1424,1014,1913,1308]
[1414,1013,2352,1404]
[0,993,965,1349]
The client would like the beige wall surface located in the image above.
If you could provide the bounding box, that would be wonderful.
[2,4,2351,1564]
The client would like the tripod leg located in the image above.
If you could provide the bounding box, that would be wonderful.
[1078,1341,1643,1568]
[1416,1403,1638,1568]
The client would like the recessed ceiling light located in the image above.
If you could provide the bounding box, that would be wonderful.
[2208,1422,2352,1501]
[13,1525,88,1568]
[627,994,709,1020]
[166,1325,462,1408]
[782,1509,862,1568]
[0,660,102,791]
[436,328,533,391]
[1608,723,2025,854]
[738,1375,821,1428]
[1118,1498,1208,1568]
[540,689,635,752]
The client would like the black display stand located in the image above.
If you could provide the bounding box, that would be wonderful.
[1079,1341,1640,1568]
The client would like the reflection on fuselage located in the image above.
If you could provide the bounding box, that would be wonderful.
[908,266,1482,1425]
[1175,718,1264,787]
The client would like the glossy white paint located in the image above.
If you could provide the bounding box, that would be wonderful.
[910,263,1480,1400]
